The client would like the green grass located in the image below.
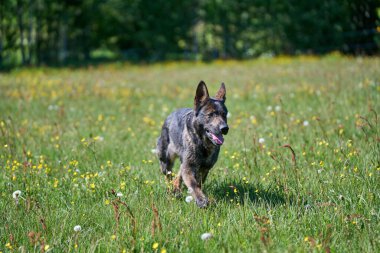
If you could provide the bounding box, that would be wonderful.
[0,55,379,252]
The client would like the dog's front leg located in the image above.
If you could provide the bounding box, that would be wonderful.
[172,173,183,198]
[181,164,208,208]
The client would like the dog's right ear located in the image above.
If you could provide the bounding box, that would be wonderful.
[194,80,209,115]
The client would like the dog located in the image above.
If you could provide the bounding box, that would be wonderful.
[157,81,229,208]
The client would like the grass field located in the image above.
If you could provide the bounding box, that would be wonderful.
[1,55,379,252]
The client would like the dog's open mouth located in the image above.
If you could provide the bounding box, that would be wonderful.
[206,130,224,146]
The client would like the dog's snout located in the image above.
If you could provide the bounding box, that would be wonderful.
[220,125,229,135]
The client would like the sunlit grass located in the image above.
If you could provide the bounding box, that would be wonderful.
[1,55,379,252]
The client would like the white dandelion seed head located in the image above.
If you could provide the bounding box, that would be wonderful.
[258,138,265,144]
[227,112,231,118]
[303,120,309,127]
[48,105,59,111]
[266,106,273,111]
[201,232,213,240]
[275,105,281,112]
[12,190,22,199]
[151,148,158,154]
[185,196,193,203]
[116,192,123,197]
[74,225,82,232]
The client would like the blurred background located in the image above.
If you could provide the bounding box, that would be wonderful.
[0,0,379,69]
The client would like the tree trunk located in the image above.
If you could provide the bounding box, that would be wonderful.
[0,3,3,67]
[26,0,33,65]
[17,0,26,65]
[35,0,42,65]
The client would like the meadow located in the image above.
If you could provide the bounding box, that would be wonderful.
[0,55,379,252]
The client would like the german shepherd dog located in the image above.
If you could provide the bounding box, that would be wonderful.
[157,81,229,208]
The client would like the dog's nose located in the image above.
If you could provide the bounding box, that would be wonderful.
[220,125,229,135]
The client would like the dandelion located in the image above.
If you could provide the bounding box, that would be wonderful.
[151,148,158,154]
[74,225,82,232]
[116,192,123,197]
[48,104,59,111]
[12,190,22,199]
[185,196,193,203]
[111,234,116,240]
[152,242,159,250]
[201,232,213,240]
[250,115,257,125]
[227,112,231,118]
[258,138,265,144]
[160,248,167,253]
[5,242,12,250]
[303,120,309,126]
[266,106,272,111]
[44,245,50,251]
[93,136,104,142]
[275,105,281,112]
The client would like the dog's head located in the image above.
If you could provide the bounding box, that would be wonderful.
[194,81,229,146]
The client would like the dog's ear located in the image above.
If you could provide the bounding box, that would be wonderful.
[215,83,226,101]
[194,81,209,114]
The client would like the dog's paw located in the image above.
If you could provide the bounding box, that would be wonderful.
[173,188,183,199]
[196,196,209,208]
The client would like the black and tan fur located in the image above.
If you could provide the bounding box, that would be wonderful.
[157,81,229,208]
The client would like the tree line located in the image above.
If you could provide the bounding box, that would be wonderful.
[0,0,379,68]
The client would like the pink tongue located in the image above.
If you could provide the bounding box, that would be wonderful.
[211,133,224,145]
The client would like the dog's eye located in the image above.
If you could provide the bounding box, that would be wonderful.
[208,112,216,117]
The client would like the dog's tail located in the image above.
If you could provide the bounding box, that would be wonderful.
[156,124,171,175]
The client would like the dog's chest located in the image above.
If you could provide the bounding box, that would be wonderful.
[197,146,220,169]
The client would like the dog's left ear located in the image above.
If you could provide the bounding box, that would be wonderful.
[215,83,226,101]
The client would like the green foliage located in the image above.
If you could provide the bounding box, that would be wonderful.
[0,0,379,68]
[0,56,379,252]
